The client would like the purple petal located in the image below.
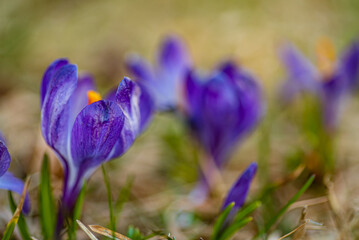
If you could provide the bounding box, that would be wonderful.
[321,73,347,130]
[70,100,125,172]
[126,54,155,83]
[116,77,154,134]
[183,71,203,117]
[110,77,154,159]
[0,172,31,214]
[104,87,117,102]
[41,64,78,160]
[222,162,257,211]
[338,41,359,89]
[0,140,10,177]
[68,74,96,128]
[157,35,191,75]
[279,44,320,101]
[40,59,69,106]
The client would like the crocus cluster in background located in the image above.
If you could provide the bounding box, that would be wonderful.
[1,33,359,239]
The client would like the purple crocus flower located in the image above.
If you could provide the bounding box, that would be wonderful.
[222,162,257,212]
[183,61,263,169]
[219,162,257,232]
[280,40,359,130]
[0,134,30,213]
[126,35,192,111]
[40,59,153,222]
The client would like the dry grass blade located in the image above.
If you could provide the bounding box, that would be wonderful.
[2,176,31,240]
[89,225,132,240]
[12,176,31,220]
[76,220,99,240]
[278,206,324,240]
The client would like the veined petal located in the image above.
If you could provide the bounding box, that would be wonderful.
[0,172,31,214]
[41,64,78,159]
[70,100,125,172]
[222,162,257,210]
[68,74,96,128]
[279,44,320,101]
[0,140,10,177]
[338,41,359,88]
[109,78,154,159]
[40,58,69,106]
[116,77,154,134]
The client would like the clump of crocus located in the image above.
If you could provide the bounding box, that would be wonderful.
[183,61,263,168]
[41,59,154,234]
[0,133,30,213]
[212,163,258,240]
[126,35,192,111]
[182,61,263,195]
[280,39,359,131]
[279,39,359,173]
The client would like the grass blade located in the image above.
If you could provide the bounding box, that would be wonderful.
[211,202,235,240]
[102,164,116,233]
[39,154,55,239]
[233,201,261,223]
[68,182,87,240]
[218,217,252,240]
[8,191,31,240]
[2,177,31,240]
[261,175,315,235]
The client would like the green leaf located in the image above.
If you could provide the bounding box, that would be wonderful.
[102,164,116,233]
[218,217,253,240]
[233,201,261,223]
[68,181,87,240]
[8,191,31,240]
[39,154,56,239]
[260,175,315,236]
[211,202,235,240]
[2,220,17,240]
[114,176,134,223]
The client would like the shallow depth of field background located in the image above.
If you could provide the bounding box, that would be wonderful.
[1,0,359,239]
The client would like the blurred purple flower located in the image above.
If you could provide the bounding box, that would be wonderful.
[126,35,192,111]
[0,135,30,213]
[183,61,263,168]
[280,40,359,130]
[41,59,154,219]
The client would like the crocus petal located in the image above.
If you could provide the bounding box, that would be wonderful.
[126,54,155,83]
[110,78,154,159]
[41,64,78,160]
[67,74,96,128]
[70,100,125,174]
[116,77,154,134]
[104,87,117,102]
[0,172,30,214]
[157,35,191,75]
[200,73,240,166]
[0,140,10,177]
[40,58,69,106]
[155,35,192,110]
[321,73,346,130]
[279,44,320,101]
[338,41,359,89]
[183,71,203,118]
[222,162,257,211]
